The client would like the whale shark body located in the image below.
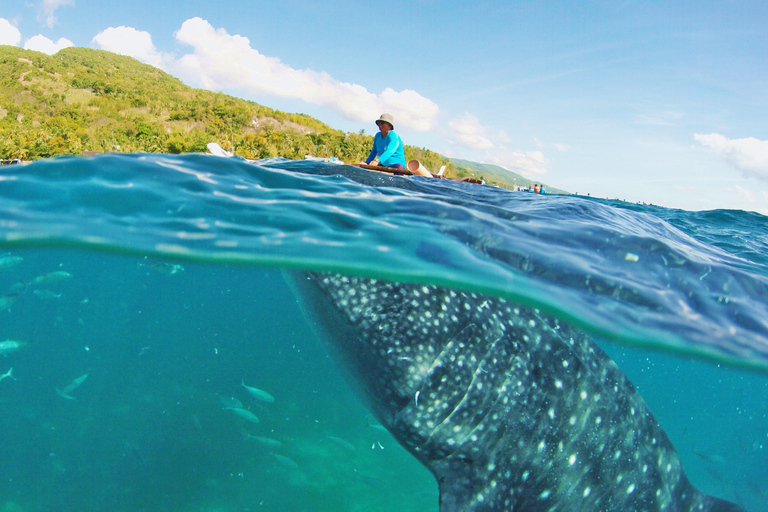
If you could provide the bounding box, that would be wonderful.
[289,272,745,512]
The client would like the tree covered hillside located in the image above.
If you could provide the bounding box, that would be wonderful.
[0,46,453,175]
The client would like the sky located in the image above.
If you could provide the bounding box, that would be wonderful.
[1,0,767,214]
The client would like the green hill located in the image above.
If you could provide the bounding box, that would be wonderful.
[0,45,566,192]
[0,45,349,156]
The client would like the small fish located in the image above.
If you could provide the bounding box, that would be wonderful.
[0,367,13,382]
[211,393,243,409]
[366,416,389,433]
[272,454,298,469]
[138,260,185,275]
[33,289,62,300]
[703,464,726,483]
[0,293,19,311]
[56,372,88,400]
[0,339,26,356]
[241,380,275,404]
[745,478,767,498]
[693,448,727,465]
[31,270,72,286]
[122,440,146,467]
[327,435,356,452]
[247,435,282,448]
[7,281,27,294]
[223,407,260,424]
[0,255,23,270]
[355,472,387,489]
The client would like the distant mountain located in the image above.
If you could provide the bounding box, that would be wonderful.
[1,45,568,194]
[449,157,568,194]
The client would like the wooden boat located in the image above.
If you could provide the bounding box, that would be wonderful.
[354,159,435,178]
[354,163,413,176]
[207,143,482,185]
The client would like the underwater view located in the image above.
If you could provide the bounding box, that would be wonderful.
[1,154,767,512]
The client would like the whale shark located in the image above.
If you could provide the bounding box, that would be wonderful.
[288,271,746,512]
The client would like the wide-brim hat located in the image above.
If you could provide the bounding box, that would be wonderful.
[375,113,395,129]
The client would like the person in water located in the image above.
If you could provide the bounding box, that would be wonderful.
[364,113,406,170]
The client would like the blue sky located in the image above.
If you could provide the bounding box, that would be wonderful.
[2,0,767,213]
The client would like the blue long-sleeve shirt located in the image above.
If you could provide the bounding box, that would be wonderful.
[366,131,406,167]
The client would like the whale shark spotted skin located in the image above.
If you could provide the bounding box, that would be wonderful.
[289,272,746,512]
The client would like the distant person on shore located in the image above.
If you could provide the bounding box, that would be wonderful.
[363,113,406,170]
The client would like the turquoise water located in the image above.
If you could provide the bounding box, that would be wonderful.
[0,154,766,511]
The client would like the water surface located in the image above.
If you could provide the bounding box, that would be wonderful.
[0,154,766,511]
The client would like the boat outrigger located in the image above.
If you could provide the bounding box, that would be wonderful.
[206,142,462,184]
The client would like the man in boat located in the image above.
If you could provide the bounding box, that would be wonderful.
[363,113,406,170]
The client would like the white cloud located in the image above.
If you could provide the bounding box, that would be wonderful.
[89,19,440,130]
[695,132,768,181]
[759,192,768,216]
[447,113,495,150]
[484,147,549,176]
[171,18,438,131]
[534,137,572,152]
[378,88,439,131]
[24,34,74,54]
[494,130,513,145]
[0,18,22,46]
[443,114,549,174]
[731,185,755,203]
[445,112,514,151]
[92,26,169,69]
[39,0,74,28]
[727,187,768,216]
[637,110,684,126]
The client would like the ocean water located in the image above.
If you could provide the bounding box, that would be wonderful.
[0,153,766,512]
